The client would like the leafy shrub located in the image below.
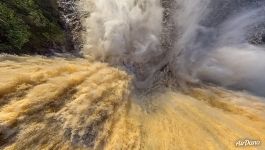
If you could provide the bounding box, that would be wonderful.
[0,0,65,54]
[0,2,30,50]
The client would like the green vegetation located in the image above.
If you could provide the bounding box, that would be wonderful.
[0,0,65,54]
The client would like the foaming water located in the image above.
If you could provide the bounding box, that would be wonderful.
[1,0,265,149]
[0,55,131,149]
[79,0,163,62]
[77,0,167,88]
[77,0,265,96]
[172,0,265,96]
[0,55,265,149]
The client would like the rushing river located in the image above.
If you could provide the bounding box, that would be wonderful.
[1,0,265,149]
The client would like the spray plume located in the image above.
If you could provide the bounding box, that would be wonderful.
[78,0,265,96]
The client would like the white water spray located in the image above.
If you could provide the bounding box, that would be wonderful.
[172,0,265,96]
[78,0,265,96]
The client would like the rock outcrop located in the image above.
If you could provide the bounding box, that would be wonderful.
[57,0,82,52]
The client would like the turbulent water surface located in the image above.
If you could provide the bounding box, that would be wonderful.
[0,56,265,150]
[1,0,265,149]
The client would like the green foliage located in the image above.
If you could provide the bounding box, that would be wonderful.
[0,0,65,54]
[0,2,30,50]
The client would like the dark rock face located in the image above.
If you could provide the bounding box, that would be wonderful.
[57,0,82,53]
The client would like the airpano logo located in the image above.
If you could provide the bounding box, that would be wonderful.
[235,139,261,147]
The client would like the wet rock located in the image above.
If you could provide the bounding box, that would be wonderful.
[57,0,82,52]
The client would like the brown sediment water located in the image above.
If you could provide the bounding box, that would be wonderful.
[0,55,265,150]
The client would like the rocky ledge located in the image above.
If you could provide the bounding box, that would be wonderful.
[57,0,82,52]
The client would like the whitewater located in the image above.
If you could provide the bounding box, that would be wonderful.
[1,0,265,149]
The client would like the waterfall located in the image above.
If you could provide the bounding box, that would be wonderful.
[78,0,265,96]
